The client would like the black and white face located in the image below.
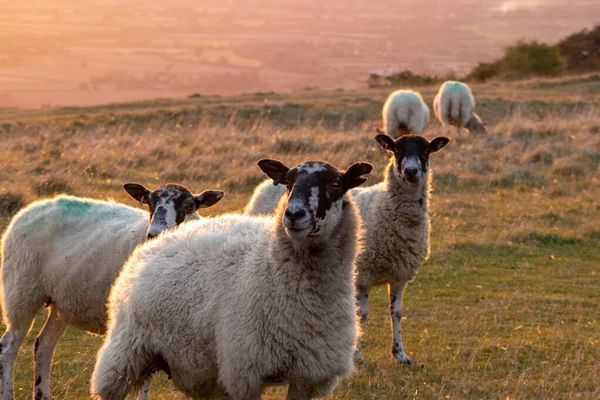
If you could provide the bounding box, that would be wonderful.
[375,133,449,186]
[257,159,373,240]
[123,183,224,240]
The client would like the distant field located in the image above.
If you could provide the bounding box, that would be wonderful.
[1,77,599,399]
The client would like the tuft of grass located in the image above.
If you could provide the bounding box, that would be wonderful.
[0,190,25,217]
[33,177,73,196]
[511,232,585,246]
[523,146,554,165]
[551,158,587,178]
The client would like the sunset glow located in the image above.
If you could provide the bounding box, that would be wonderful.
[0,1,597,108]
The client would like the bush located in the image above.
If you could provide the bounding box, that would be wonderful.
[468,40,563,82]
[0,191,25,217]
[558,25,600,73]
[467,62,500,82]
[501,40,563,79]
[33,178,73,196]
[367,70,441,88]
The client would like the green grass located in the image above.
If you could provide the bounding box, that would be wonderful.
[1,77,599,399]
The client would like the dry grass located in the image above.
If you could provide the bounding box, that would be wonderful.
[0,80,599,399]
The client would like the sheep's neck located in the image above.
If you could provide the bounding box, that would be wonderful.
[384,162,430,213]
[268,201,358,291]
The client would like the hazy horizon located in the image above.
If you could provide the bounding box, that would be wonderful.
[1,0,598,108]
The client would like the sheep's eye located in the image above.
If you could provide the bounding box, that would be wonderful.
[183,202,195,213]
[330,181,341,190]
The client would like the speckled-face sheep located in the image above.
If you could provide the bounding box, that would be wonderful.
[378,89,431,137]
[433,80,486,135]
[0,183,223,400]
[243,134,449,366]
[91,159,373,400]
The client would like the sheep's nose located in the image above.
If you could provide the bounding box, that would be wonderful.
[405,167,419,177]
[285,209,306,223]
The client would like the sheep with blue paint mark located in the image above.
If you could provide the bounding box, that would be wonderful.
[379,89,431,137]
[433,81,486,135]
[91,159,373,400]
[0,184,223,400]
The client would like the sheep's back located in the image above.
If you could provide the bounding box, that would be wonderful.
[1,195,148,332]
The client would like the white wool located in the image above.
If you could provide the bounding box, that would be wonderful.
[382,89,431,137]
[244,178,286,216]
[92,195,363,399]
[433,81,485,134]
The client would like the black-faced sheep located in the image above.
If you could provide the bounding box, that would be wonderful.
[91,159,373,400]
[243,134,450,366]
[352,133,449,365]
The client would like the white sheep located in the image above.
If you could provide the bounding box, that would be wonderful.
[378,89,431,137]
[352,133,449,365]
[91,159,373,400]
[243,134,449,366]
[433,80,486,135]
[243,177,286,215]
[0,183,224,400]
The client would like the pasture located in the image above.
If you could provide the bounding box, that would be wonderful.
[1,76,599,399]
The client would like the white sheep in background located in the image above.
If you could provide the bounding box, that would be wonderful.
[378,89,431,137]
[242,134,449,366]
[0,183,223,400]
[243,177,285,215]
[91,159,373,400]
[433,80,486,135]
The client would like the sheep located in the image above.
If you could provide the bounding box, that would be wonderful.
[242,134,449,366]
[433,80,486,135]
[351,133,449,365]
[91,158,374,400]
[378,89,431,137]
[0,183,224,400]
[243,177,286,215]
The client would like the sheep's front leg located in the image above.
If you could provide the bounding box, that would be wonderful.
[33,306,68,400]
[389,280,411,365]
[134,380,151,400]
[353,285,370,365]
[0,326,28,400]
[286,379,338,400]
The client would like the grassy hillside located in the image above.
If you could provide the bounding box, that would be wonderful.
[1,77,599,399]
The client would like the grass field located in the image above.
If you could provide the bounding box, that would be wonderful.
[1,76,599,399]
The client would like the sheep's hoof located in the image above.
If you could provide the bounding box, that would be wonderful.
[393,351,412,366]
[353,350,365,365]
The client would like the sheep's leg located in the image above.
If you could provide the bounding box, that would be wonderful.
[353,285,370,365]
[389,280,412,365]
[33,305,67,400]
[91,332,147,400]
[286,379,338,400]
[134,380,151,400]
[0,326,28,400]
[457,126,464,136]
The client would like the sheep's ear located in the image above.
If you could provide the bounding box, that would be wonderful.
[429,137,450,153]
[194,190,224,209]
[123,183,151,206]
[375,134,395,152]
[257,159,290,186]
[343,162,373,191]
